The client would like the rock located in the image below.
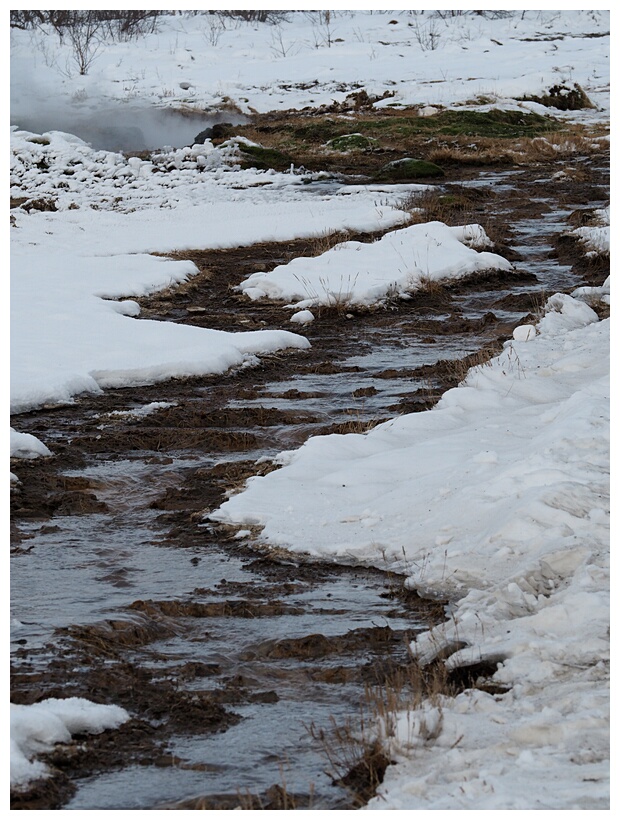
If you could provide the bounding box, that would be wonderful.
[193,127,213,145]
[193,122,234,145]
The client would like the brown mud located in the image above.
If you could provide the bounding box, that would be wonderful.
[10,151,608,809]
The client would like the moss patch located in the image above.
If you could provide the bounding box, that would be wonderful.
[214,106,579,177]
[357,109,561,139]
[237,143,293,172]
[292,119,345,143]
[375,158,444,180]
[326,133,377,151]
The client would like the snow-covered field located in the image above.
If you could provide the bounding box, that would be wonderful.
[10,10,609,809]
[10,9,610,124]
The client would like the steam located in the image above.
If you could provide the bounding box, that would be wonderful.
[11,74,246,152]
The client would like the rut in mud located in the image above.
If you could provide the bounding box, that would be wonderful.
[10,158,609,809]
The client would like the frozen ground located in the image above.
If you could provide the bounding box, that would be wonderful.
[10,10,609,810]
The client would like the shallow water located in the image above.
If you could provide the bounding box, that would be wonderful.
[10,166,605,808]
[13,510,423,809]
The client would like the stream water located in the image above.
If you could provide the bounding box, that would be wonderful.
[10,164,608,809]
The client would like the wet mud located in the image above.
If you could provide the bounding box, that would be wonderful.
[10,155,608,809]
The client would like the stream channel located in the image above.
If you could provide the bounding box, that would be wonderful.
[10,160,609,810]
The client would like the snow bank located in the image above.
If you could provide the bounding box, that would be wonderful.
[10,247,310,414]
[11,129,411,415]
[213,290,608,596]
[10,429,52,459]
[212,288,609,809]
[239,222,511,308]
[11,698,130,788]
[570,207,610,258]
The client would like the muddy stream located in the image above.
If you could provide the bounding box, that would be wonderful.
[10,162,609,809]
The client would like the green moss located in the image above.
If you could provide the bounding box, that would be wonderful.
[292,120,344,143]
[237,143,293,172]
[326,133,377,151]
[375,158,445,180]
[358,109,561,139]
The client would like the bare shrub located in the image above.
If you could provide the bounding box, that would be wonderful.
[410,16,442,51]
[19,11,164,76]
[218,10,289,24]
[64,17,105,76]
[13,10,163,40]
[305,10,337,48]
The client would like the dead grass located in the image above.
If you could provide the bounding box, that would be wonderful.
[128,598,304,619]
[304,228,354,257]
[309,717,391,807]
[60,615,181,656]
[402,186,511,248]
[209,107,591,175]
[75,427,261,453]
[442,346,500,386]
[316,413,387,436]
[309,656,456,806]
[427,144,517,167]
[417,274,448,296]
[509,124,609,162]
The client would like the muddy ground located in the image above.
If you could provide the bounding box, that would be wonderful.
[10,147,609,809]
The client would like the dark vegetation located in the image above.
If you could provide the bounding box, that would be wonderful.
[206,107,604,178]
[519,82,595,111]
[9,10,163,39]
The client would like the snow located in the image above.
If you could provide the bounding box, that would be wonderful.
[290,309,315,325]
[10,9,609,808]
[212,292,610,810]
[512,323,537,342]
[10,243,311,415]
[570,207,611,258]
[239,222,512,309]
[11,698,130,788]
[11,126,414,417]
[10,429,52,460]
[106,401,176,420]
[10,11,610,123]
